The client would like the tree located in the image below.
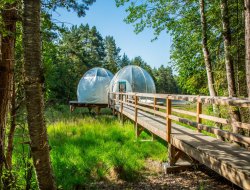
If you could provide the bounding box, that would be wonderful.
[103,36,121,73]
[42,0,96,17]
[220,0,242,133]
[45,24,105,103]
[116,0,209,94]
[120,53,131,68]
[220,0,237,97]
[154,65,179,94]
[0,2,18,180]
[116,0,250,98]
[245,0,250,98]
[23,0,56,189]
[199,0,217,97]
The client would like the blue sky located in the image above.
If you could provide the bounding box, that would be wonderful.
[51,0,172,68]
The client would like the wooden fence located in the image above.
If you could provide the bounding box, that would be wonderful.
[108,92,250,147]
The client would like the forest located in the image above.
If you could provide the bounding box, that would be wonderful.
[0,0,250,189]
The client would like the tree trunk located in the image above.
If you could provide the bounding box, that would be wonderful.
[23,0,56,189]
[220,0,242,134]
[200,0,225,140]
[6,80,16,169]
[245,0,250,98]
[0,3,17,176]
[199,0,217,98]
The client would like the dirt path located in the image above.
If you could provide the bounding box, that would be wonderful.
[86,159,242,190]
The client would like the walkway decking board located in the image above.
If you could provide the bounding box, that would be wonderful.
[114,104,250,189]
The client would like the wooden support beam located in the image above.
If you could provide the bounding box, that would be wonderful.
[120,95,124,124]
[166,97,172,143]
[70,105,75,112]
[168,144,178,166]
[196,98,202,132]
[151,133,155,141]
[154,97,156,116]
[166,143,200,173]
[136,125,144,138]
[96,107,101,115]
[135,95,138,136]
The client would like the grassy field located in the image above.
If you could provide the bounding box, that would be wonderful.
[45,106,166,189]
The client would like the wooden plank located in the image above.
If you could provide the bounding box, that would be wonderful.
[116,105,250,189]
[118,100,134,108]
[126,93,250,107]
[199,114,229,124]
[138,101,154,108]
[197,124,250,146]
[69,101,108,108]
[167,98,172,143]
[231,121,250,130]
[172,108,196,117]
[136,93,167,98]
[154,104,166,110]
[127,99,135,103]
[169,114,250,146]
[138,101,164,109]
[136,104,166,118]
[154,97,156,116]
[171,137,250,190]
[121,107,166,140]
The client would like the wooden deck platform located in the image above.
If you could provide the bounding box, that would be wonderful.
[69,101,108,113]
[109,93,250,189]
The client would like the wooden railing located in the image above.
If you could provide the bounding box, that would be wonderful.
[108,92,250,147]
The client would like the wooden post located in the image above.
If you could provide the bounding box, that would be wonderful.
[196,96,202,132]
[167,97,174,166]
[168,144,175,166]
[154,97,156,116]
[70,105,75,112]
[121,94,124,125]
[108,92,110,108]
[166,97,172,143]
[135,95,139,138]
[112,93,116,115]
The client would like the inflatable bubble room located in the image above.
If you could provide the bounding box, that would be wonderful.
[109,65,156,94]
[77,67,114,104]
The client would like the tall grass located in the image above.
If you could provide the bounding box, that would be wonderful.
[46,107,166,189]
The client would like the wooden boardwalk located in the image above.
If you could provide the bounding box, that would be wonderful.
[109,93,250,189]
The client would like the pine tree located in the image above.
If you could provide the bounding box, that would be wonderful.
[103,36,121,73]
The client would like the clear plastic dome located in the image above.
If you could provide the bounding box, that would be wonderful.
[77,67,114,104]
[110,65,156,93]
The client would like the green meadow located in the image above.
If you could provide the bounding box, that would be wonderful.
[45,107,166,189]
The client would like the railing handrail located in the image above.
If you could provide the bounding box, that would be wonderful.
[108,92,250,107]
[108,92,250,147]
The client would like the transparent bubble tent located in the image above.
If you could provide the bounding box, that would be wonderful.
[110,65,156,93]
[77,67,114,104]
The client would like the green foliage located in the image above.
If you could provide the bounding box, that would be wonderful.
[44,24,106,103]
[120,53,131,68]
[116,0,248,96]
[103,36,121,73]
[42,0,96,17]
[154,65,179,93]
